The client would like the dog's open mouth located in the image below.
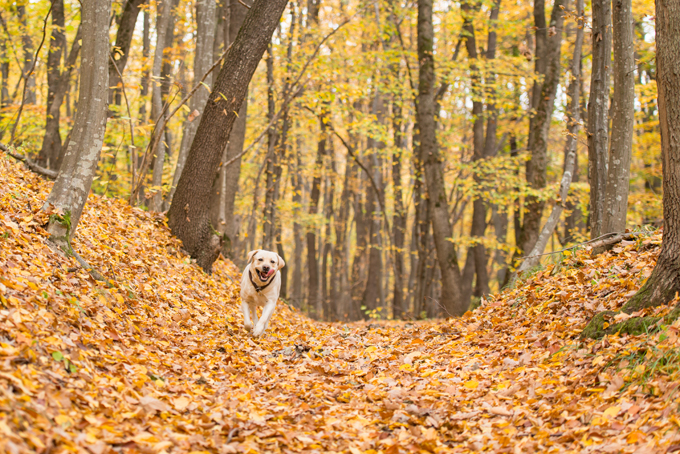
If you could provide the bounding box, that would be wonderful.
[258,269,273,281]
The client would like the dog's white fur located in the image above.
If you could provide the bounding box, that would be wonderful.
[240,249,285,337]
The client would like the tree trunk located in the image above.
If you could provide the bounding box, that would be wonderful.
[16,5,35,105]
[149,0,173,211]
[517,0,584,275]
[291,142,304,308]
[109,0,146,105]
[262,43,279,250]
[210,1,250,260]
[417,0,464,316]
[0,37,8,141]
[333,152,353,320]
[37,0,65,169]
[361,94,386,316]
[587,0,612,238]
[306,116,326,318]
[351,170,369,320]
[518,0,565,255]
[391,97,407,319]
[44,0,110,246]
[582,0,680,337]
[603,0,635,234]
[167,0,289,272]
[167,0,216,208]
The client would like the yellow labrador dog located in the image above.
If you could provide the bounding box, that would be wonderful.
[240,249,285,337]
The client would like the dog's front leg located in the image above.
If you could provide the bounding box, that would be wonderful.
[250,304,259,329]
[253,300,276,337]
[241,301,253,331]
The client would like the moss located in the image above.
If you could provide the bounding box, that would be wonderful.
[580,311,617,340]
[581,305,680,340]
[621,277,656,314]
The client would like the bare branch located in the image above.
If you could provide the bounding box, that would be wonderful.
[1,142,58,179]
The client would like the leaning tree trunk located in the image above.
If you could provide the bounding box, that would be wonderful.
[602,0,635,234]
[167,0,216,207]
[417,0,465,316]
[44,0,110,247]
[109,0,147,105]
[516,0,584,275]
[581,0,680,338]
[37,0,65,169]
[517,0,565,255]
[167,0,289,272]
[587,0,612,238]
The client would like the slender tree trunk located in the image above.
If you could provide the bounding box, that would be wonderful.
[109,0,146,105]
[211,1,250,259]
[292,142,304,308]
[167,0,290,272]
[518,0,565,255]
[333,153,353,320]
[603,0,635,234]
[321,171,334,320]
[37,0,65,169]
[351,170,369,320]
[587,0,612,238]
[167,0,216,208]
[149,0,173,211]
[16,5,35,105]
[361,94,385,315]
[417,0,464,316]
[139,10,150,120]
[44,0,110,245]
[391,96,407,319]
[262,43,279,250]
[517,0,584,274]
[306,115,326,318]
[0,37,8,142]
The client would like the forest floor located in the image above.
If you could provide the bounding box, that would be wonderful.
[1,155,680,454]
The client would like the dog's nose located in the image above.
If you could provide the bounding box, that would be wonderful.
[262,266,270,272]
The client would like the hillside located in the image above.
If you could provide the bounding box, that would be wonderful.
[1,155,679,453]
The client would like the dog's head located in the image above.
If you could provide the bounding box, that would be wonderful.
[247,249,285,282]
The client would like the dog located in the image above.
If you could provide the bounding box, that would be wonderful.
[240,249,285,337]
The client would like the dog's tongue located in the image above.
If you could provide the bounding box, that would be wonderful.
[266,269,275,277]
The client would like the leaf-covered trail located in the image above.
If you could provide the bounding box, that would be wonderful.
[2,157,680,453]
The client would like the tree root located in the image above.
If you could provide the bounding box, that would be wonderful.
[581,305,680,340]
[70,249,115,287]
[1,143,58,179]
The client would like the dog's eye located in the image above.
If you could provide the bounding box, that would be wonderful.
[258,258,263,261]
[271,260,275,264]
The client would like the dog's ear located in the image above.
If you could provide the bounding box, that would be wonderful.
[277,254,286,269]
[247,250,259,264]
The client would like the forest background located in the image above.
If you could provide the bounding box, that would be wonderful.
[0,0,661,321]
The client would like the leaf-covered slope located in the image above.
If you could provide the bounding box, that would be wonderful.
[1,156,679,453]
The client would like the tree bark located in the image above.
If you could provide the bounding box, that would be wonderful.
[16,5,35,105]
[109,0,147,105]
[417,0,465,316]
[518,0,565,255]
[582,0,680,338]
[587,0,612,238]
[167,0,289,272]
[517,0,584,275]
[306,114,326,318]
[37,0,65,169]
[167,0,216,208]
[333,151,354,320]
[209,1,250,260]
[391,96,407,318]
[44,0,110,246]
[603,0,635,234]
[291,142,305,308]
[149,0,174,211]
[262,43,279,250]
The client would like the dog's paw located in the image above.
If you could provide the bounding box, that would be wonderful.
[253,324,266,337]
[244,322,253,331]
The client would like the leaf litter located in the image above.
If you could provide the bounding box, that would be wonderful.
[1,157,680,453]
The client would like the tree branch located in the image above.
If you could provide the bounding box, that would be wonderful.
[1,142,58,178]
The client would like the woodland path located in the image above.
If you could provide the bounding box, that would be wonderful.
[1,157,679,453]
